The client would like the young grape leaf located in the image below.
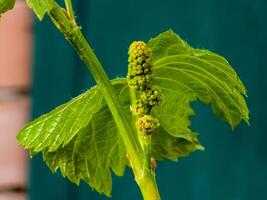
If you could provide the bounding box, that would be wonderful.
[26,0,54,20]
[39,81,130,196]
[152,128,202,161]
[149,30,249,128]
[151,88,204,161]
[43,106,127,196]
[0,0,15,16]
[17,86,103,153]
[17,82,130,196]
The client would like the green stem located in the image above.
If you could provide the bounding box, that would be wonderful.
[64,0,75,20]
[48,3,161,200]
[136,172,161,200]
[143,136,152,172]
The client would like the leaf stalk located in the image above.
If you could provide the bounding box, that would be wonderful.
[64,0,75,22]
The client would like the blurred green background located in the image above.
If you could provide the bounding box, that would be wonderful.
[29,0,267,199]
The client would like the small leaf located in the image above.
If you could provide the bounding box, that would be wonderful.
[17,86,103,153]
[42,82,129,196]
[152,128,203,161]
[17,82,129,196]
[151,89,204,161]
[0,0,15,16]
[43,108,127,196]
[26,0,54,20]
[148,30,249,128]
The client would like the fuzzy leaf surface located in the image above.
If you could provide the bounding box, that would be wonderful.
[42,82,130,196]
[17,86,103,153]
[149,30,249,128]
[17,83,128,196]
[43,105,127,196]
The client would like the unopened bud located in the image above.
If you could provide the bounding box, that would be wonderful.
[136,115,160,135]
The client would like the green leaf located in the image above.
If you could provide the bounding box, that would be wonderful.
[26,0,54,20]
[148,30,249,128]
[17,86,103,153]
[17,83,128,196]
[151,89,204,161]
[152,128,202,161]
[0,0,15,16]
[43,106,127,196]
[41,82,130,196]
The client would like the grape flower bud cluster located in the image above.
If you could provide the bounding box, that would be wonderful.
[127,41,152,90]
[127,41,162,136]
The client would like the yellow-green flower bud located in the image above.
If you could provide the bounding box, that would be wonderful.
[128,75,151,91]
[136,115,160,135]
[127,41,153,91]
[130,99,149,116]
[141,88,162,107]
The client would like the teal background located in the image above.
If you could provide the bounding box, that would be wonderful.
[29,0,267,199]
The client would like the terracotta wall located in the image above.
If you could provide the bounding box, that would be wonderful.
[0,0,32,199]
